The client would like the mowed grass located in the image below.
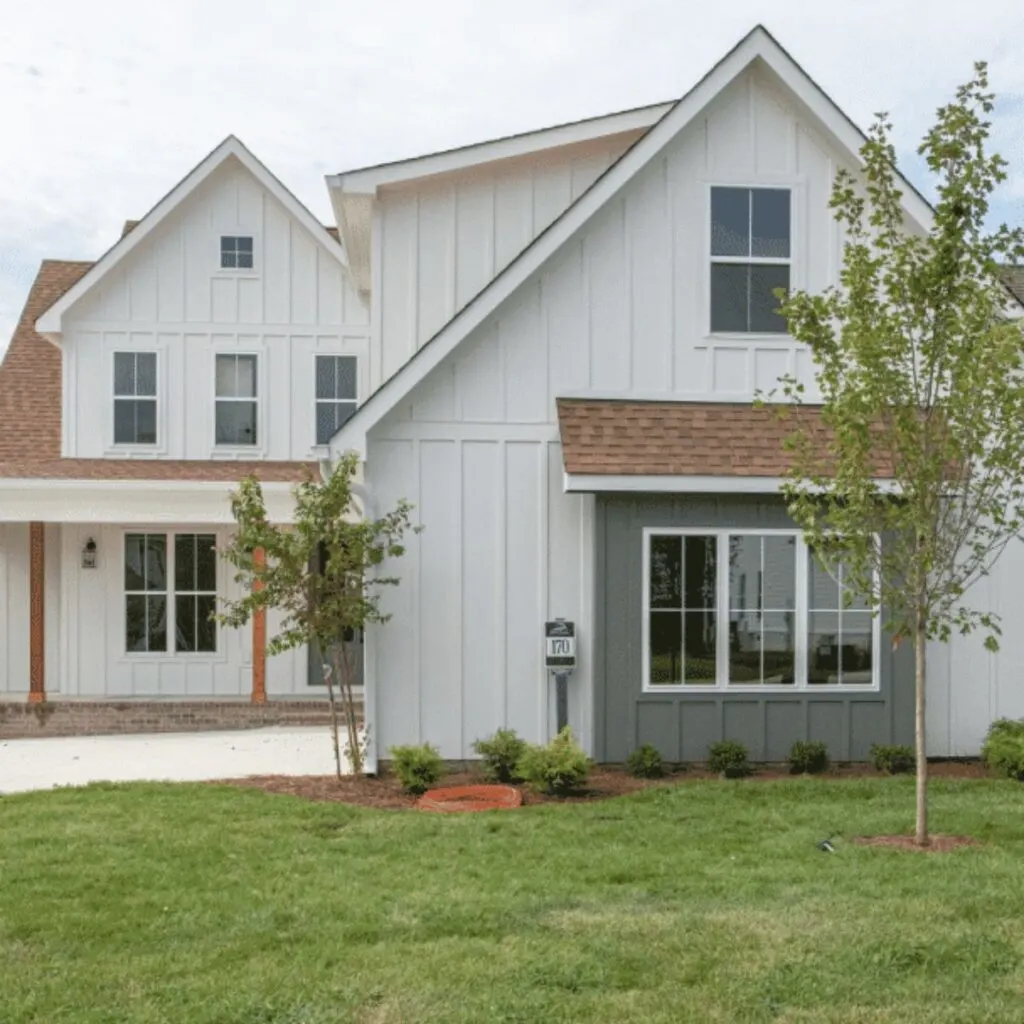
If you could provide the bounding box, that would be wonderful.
[4,780,1024,1023]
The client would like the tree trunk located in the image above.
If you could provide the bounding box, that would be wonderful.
[329,642,364,777]
[914,613,929,847]
[322,656,343,781]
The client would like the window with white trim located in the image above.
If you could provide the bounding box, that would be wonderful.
[125,533,217,654]
[215,354,258,446]
[643,530,878,690]
[315,355,358,445]
[113,352,157,445]
[220,235,254,270]
[710,186,790,334]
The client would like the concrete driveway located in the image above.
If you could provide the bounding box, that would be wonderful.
[0,727,342,794]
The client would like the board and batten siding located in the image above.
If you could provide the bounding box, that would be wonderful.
[61,158,370,462]
[595,495,914,763]
[374,132,645,387]
[926,536,1024,756]
[366,433,595,758]
[382,67,847,422]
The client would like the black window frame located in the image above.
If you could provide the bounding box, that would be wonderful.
[709,186,791,335]
[113,351,158,446]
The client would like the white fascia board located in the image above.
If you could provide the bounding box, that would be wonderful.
[565,474,790,494]
[36,136,349,338]
[332,25,937,456]
[564,473,901,494]
[0,479,296,524]
[327,102,672,195]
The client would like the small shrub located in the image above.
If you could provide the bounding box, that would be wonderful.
[518,727,591,795]
[982,718,1024,780]
[472,728,527,782]
[870,743,915,775]
[626,743,664,779]
[788,740,829,775]
[708,740,751,778]
[388,743,444,794]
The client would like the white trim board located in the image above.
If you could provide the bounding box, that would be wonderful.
[0,479,297,524]
[36,136,351,339]
[564,474,900,494]
[330,24,937,459]
[327,102,673,195]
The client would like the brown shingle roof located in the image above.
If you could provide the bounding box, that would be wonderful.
[0,261,314,483]
[557,399,838,477]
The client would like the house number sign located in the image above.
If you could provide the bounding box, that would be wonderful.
[544,619,576,670]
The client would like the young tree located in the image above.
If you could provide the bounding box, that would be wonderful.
[218,453,416,778]
[775,64,1024,845]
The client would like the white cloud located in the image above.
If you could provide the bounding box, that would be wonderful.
[0,0,1021,350]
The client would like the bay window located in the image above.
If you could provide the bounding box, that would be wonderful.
[643,529,879,690]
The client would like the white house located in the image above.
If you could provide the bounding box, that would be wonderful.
[1,25,1020,759]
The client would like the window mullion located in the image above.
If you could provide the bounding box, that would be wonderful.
[717,533,728,689]
[796,539,808,689]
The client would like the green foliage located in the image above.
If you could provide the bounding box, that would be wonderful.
[216,453,417,777]
[708,740,751,778]
[768,63,1024,843]
[471,728,527,783]
[982,718,1024,780]
[870,744,916,775]
[772,64,1024,654]
[388,743,445,794]
[626,743,665,779]
[788,740,830,775]
[517,727,591,795]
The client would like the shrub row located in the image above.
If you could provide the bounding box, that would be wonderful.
[390,726,592,795]
[390,732,944,793]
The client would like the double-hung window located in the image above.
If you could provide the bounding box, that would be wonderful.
[315,355,358,445]
[125,533,217,654]
[643,530,878,690]
[113,352,157,445]
[215,354,258,446]
[710,186,791,333]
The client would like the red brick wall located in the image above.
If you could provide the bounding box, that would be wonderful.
[0,700,362,740]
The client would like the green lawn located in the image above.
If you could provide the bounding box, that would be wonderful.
[4,779,1024,1023]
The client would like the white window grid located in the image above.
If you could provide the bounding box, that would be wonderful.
[641,528,881,693]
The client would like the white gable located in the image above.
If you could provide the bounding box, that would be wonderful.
[66,158,365,329]
[375,66,845,432]
[332,26,935,458]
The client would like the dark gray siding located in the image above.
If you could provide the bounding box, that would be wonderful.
[594,494,913,763]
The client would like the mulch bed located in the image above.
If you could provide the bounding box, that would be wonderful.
[850,834,981,852]
[217,760,994,811]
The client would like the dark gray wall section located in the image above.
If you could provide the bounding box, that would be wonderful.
[593,494,914,763]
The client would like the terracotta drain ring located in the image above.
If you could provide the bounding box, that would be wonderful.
[416,784,523,812]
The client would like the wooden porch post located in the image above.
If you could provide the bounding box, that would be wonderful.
[28,522,45,704]
[251,546,267,704]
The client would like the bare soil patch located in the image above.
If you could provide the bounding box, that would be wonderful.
[217,759,994,810]
[851,834,981,852]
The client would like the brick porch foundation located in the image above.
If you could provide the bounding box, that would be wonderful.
[0,700,363,740]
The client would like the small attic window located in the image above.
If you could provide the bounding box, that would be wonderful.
[220,235,254,270]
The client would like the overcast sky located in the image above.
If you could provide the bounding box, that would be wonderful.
[0,0,1021,352]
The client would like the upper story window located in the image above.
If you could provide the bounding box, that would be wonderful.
[643,530,878,691]
[315,355,358,445]
[113,352,157,445]
[710,187,790,334]
[215,354,258,446]
[220,235,254,270]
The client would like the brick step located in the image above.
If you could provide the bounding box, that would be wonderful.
[0,700,363,741]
